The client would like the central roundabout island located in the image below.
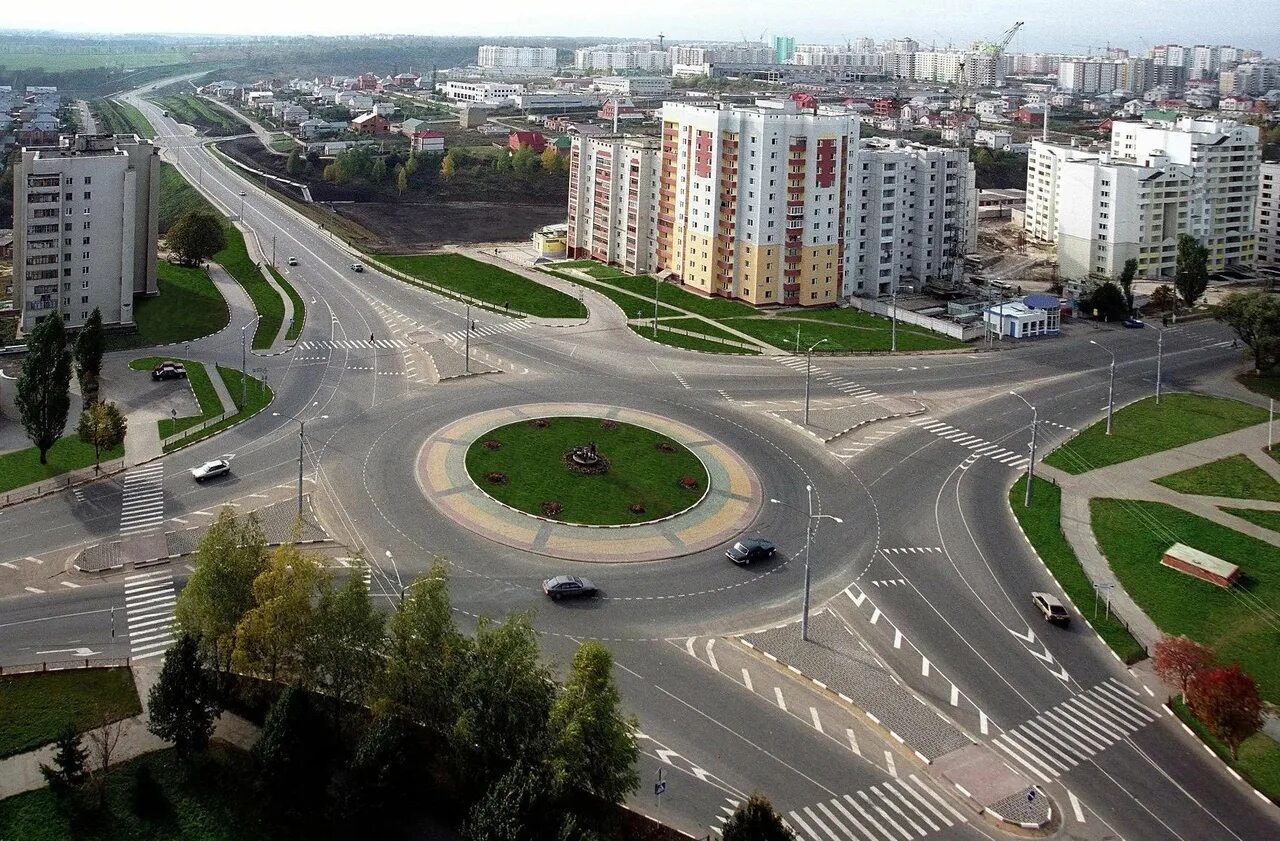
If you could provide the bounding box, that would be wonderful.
[416,403,763,562]
[465,416,709,525]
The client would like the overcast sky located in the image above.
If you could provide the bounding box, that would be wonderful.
[3,1,1273,56]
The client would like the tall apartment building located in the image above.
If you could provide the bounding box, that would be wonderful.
[1057,59,1125,95]
[476,46,558,69]
[13,134,158,332]
[1005,53,1065,76]
[1258,162,1280,266]
[1024,141,1099,242]
[772,36,796,64]
[791,47,883,72]
[850,139,977,295]
[667,43,773,66]
[574,44,669,72]
[567,100,977,305]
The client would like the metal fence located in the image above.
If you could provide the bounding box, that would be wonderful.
[0,657,131,676]
[161,409,236,448]
[650,323,760,352]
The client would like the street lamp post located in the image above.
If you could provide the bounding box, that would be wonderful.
[770,485,843,641]
[271,234,276,268]
[272,408,328,518]
[1154,325,1166,405]
[464,303,471,373]
[1090,340,1116,435]
[240,315,260,409]
[238,190,246,221]
[653,275,659,338]
[890,286,898,353]
[803,338,828,427]
[1011,391,1038,507]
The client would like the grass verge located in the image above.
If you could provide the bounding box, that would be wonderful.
[539,269,682,319]
[1155,454,1280,502]
[726,315,963,353]
[1237,371,1280,401]
[107,262,229,352]
[0,668,140,758]
[1044,394,1269,475]
[628,325,759,355]
[216,227,284,350]
[267,266,306,341]
[110,98,155,137]
[1008,477,1147,663]
[1222,506,1280,534]
[157,161,218,234]
[466,416,708,525]
[1171,697,1280,804]
[0,437,126,496]
[1091,498,1280,702]
[379,254,586,319]
[162,366,271,453]
[128,357,224,437]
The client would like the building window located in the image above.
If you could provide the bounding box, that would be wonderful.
[82,266,90,274]
[81,280,90,289]
[84,176,91,185]
[81,296,89,304]
[83,237,90,245]
[83,192,91,200]
[83,221,90,230]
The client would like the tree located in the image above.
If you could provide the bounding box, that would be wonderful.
[440,152,457,179]
[722,793,796,841]
[511,146,536,173]
[329,714,411,828]
[232,541,327,683]
[73,307,105,403]
[174,509,268,672]
[1117,258,1138,315]
[40,724,88,796]
[1153,635,1216,697]
[1188,664,1263,760]
[370,157,387,182]
[1150,284,1177,315]
[403,152,419,176]
[253,681,329,806]
[453,612,556,793]
[1175,234,1209,307]
[165,210,226,266]
[77,401,127,473]
[85,713,128,808]
[464,763,558,841]
[1085,281,1128,322]
[548,642,639,804]
[306,571,385,726]
[395,164,408,195]
[539,146,559,172]
[15,314,73,464]
[1216,290,1280,373]
[285,148,303,176]
[147,633,222,759]
[323,162,340,182]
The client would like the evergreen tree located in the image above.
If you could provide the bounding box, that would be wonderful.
[72,307,105,403]
[253,681,329,806]
[1175,234,1210,307]
[1116,259,1138,316]
[40,724,89,795]
[147,633,221,759]
[15,314,73,464]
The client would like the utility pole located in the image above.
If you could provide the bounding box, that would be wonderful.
[770,485,843,641]
[890,286,898,352]
[653,275,659,337]
[464,303,471,373]
[804,338,828,426]
[271,234,276,268]
[297,419,306,518]
[1090,340,1116,435]
[1155,326,1165,404]
[1011,391,1037,506]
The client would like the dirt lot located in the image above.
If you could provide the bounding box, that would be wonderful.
[333,201,566,254]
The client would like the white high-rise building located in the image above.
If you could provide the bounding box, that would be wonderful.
[1024,141,1099,243]
[566,136,661,275]
[1256,162,1280,266]
[1057,59,1126,94]
[13,134,158,332]
[574,44,669,72]
[476,46,558,69]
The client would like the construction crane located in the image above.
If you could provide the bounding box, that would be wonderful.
[994,21,1024,57]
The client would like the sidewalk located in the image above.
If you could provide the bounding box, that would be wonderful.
[0,661,259,801]
[235,222,297,355]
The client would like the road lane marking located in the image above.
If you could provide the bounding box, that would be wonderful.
[741,668,753,692]
[883,751,897,778]
[846,728,860,755]
[1068,790,1085,823]
[774,687,787,711]
[810,707,823,733]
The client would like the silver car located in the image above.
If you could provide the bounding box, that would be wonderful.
[190,459,231,482]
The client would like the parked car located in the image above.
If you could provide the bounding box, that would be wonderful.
[1122,317,1145,328]
[350,263,364,273]
[726,537,776,565]
[542,575,596,600]
[190,459,231,482]
[1032,591,1071,626]
[151,362,187,381]
[287,257,298,266]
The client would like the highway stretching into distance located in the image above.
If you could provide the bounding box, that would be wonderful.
[0,76,1276,841]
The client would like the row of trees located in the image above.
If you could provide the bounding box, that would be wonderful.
[15,308,125,468]
[160,510,639,838]
[1152,635,1264,760]
[1080,235,1210,323]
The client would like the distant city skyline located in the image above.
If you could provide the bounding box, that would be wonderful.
[0,1,1275,56]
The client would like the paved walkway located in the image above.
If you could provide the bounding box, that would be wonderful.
[234,222,297,355]
[0,661,259,801]
[1037,420,1276,650]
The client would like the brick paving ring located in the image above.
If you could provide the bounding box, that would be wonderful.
[416,403,763,562]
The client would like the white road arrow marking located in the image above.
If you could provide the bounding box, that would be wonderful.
[1010,626,1036,643]
[1029,646,1055,663]
[655,749,679,765]
[36,647,100,657]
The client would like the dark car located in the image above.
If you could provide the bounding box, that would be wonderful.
[287,257,298,266]
[350,263,364,273]
[1032,591,1071,626]
[726,538,776,565]
[542,575,596,600]
[1122,317,1145,328]
[151,362,187,381]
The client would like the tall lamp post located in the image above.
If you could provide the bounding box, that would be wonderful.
[272,407,327,518]
[464,303,471,373]
[770,485,843,641]
[1010,391,1038,507]
[890,286,899,353]
[240,315,261,409]
[1089,339,1116,435]
[1153,325,1167,405]
[238,190,246,221]
[803,338,828,426]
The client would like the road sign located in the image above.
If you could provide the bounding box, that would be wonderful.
[1027,789,1037,803]
[654,779,667,796]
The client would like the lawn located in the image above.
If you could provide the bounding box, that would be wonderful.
[267,266,306,341]
[129,357,224,437]
[1237,371,1280,401]
[726,316,964,353]
[0,745,284,840]
[161,367,271,453]
[629,325,759,355]
[584,271,757,320]
[216,227,285,350]
[539,269,683,320]
[1008,477,1147,664]
[0,668,140,758]
[466,417,709,525]
[110,98,155,138]
[0,49,190,71]
[0,437,127,496]
[157,161,218,233]
[1154,454,1280,502]
[380,254,587,319]
[1172,698,1280,804]
[1044,394,1269,475]
[107,262,229,352]
[1090,498,1280,702]
[1222,507,1280,534]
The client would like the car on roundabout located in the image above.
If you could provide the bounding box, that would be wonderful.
[190,459,231,482]
[287,257,298,266]
[542,575,596,600]
[726,537,776,565]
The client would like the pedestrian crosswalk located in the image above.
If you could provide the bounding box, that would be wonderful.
[777,356,882,402]
[296,338,409,350]
[907,417,1030,469]
[785,775,968,841]
[120,464,165,537]
[990,678,1158,782]
[124,570,177,661]
[439,320,531,342]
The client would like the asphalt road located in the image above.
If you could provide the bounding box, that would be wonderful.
[0,79,1275,841]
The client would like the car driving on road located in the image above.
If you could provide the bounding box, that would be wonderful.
[350,263,364,272]
[726,537,776,565]
[190,459,231,482]
[287,257,298,266]
[1032,591,1071,626]
[542,575,596,600]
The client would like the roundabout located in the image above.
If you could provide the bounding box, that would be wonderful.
[416,402,764,562]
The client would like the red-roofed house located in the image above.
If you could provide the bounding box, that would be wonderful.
[411,130,446,153]
[351,113,390,135]
[508,131,546,153]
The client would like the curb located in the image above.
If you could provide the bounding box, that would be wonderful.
[821,406,929,443]
[982,803,1054,830]
[76,536,333,573]
[0,460,130,511]
[160,389,275,456]
[1163,702,1278,807]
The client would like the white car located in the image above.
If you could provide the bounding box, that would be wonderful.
[287,257,298,266]
[190,459,231,482]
